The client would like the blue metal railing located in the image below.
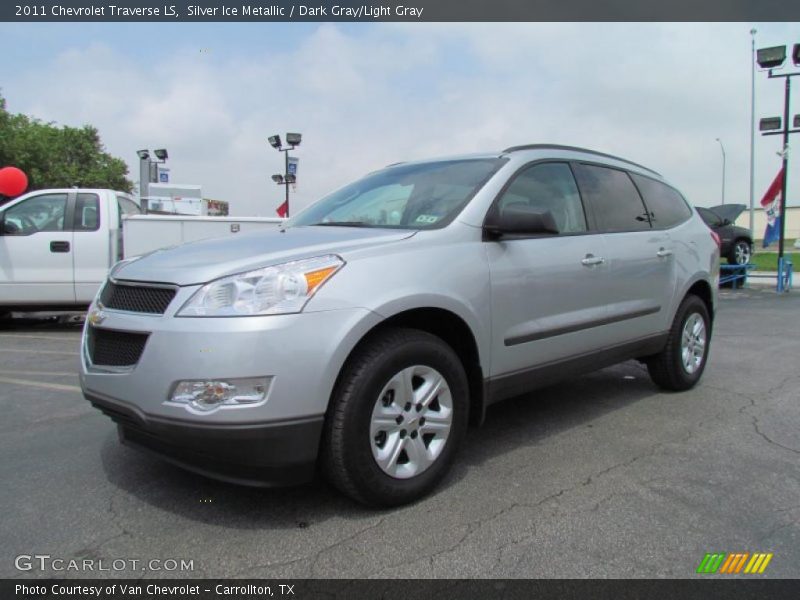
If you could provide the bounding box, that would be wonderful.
[719,264,754,289]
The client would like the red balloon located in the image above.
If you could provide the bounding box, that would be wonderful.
[0,166,29,197]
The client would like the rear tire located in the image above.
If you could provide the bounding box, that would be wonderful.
[728,240,751,265]
[321,327,469,507]
[647,295,711,391]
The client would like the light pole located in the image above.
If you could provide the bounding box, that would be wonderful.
[749,28,757,234]
[715,138,726,205]
[136,148,168,213]
[268,133,302,217]
[756,42,800,291]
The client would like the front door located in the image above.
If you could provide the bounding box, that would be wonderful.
[486,162,609,381]
[0,191,75,305]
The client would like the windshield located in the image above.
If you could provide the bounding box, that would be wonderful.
[288,158,506,230]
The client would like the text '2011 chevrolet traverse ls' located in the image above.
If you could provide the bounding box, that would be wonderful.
[81,145,719,506]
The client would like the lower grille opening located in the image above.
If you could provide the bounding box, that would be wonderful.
[89,327,149,367]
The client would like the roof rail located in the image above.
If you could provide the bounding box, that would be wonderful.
[502,144,661,177]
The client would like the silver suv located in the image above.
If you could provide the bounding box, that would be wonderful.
[81,145,719,506]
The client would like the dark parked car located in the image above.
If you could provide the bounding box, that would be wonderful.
[696,204,752,265]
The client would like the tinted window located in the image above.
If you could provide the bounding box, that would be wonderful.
[497,162,587,233]
[289,159,506,230]
[631,174,692,229]
[1,193,68,235]
[573,164,651,232]
[74,193,100,231]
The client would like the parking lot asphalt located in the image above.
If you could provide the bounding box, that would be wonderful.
[1,289,798,580]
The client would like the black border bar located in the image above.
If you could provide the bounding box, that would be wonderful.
[3,0,800,22]
[4,579,800,600]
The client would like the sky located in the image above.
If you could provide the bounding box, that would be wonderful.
[0,22,798,216]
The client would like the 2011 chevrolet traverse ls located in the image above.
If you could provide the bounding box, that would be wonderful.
[81,145,719,506]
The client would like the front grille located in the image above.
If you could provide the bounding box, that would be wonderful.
[88,327,149,367]
[100,281,176,314]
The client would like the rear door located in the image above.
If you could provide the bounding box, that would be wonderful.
[71,192,111,303]
[572,163,674,342]
[0,191,75,305]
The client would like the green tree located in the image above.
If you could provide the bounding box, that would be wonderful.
[0,93,133,195]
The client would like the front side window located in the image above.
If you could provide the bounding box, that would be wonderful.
[631,174,692,229]
[497,162,587,233]
[1,193,68,235]
[289,158,506,230]
[572,164,651,232]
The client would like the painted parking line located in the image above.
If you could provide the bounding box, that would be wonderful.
[0,370,76,377]
[0,376,81,393]
[0,348,77,355]
[0,334,81,342]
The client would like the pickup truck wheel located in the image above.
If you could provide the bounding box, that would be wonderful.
[321,327,468,507]
[646,294,710,391]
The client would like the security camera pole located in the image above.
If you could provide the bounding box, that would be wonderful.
[756,43,800,291]
[269,133,302,217]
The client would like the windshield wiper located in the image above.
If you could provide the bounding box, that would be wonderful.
[310,221,371,227]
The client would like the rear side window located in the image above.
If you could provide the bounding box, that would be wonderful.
[631,174,692,229]
[116,196,142,229]
[572,164,651,232]
[74,193,100,231]
[497,162,587,233]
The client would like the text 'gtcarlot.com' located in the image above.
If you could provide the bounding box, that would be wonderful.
[14,553,194,572]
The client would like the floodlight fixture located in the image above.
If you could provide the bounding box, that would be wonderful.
[154,148,168,161]
[793,43,800,67]
[285,174,297,184]
[271,174,284,184]
[268,135,282,149]
[286,133,302,147]
[794,114,800,129]
[137,149,150,160]
[759,117,782,131]
[756,45,786,69]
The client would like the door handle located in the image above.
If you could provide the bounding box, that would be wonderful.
[581,254,605,267]
[50,241,70,253]
[656,248,673,258]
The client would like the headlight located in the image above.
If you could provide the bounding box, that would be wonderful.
[177,254,344,317]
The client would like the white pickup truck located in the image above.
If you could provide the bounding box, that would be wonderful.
[0,188,283,314]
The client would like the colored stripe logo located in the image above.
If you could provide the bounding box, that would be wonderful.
[696,552,773,574]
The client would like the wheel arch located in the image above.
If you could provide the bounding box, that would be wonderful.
[684,279,715,325]
[330,306,487,427]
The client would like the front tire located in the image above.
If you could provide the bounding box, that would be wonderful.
[321,328,469,507]
[646,294,711,391]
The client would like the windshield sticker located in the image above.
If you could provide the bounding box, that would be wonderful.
[415,215,439,224]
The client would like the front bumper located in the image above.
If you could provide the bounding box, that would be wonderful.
[80,289,383,485]
[87,392,323,486]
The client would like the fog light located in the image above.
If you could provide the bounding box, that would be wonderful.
[170,377,270,412]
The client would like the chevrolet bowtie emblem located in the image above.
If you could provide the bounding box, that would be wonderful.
[88,310,106,327]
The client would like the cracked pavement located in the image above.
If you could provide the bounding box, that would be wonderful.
[1,287,798,579]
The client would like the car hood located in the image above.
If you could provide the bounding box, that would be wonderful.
[708,203,746,223]
[115,226,417,286]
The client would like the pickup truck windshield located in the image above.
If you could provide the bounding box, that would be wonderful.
[288,158,505,230]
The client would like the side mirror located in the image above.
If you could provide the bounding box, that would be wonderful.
[484,206,559,238]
